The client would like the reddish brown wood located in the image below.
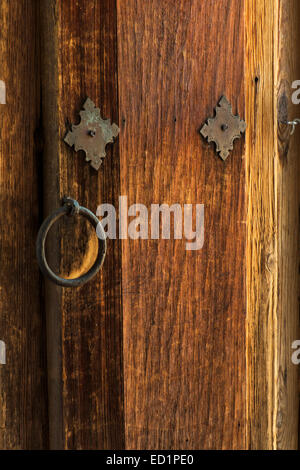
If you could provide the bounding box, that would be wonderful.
[117,0,246,449]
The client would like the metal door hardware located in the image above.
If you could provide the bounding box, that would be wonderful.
[64,97,120,170]
[36,198,106,288]
[200,96,246,160]
[283,118,300,135]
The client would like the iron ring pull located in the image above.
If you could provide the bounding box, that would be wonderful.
[36,198,106,288]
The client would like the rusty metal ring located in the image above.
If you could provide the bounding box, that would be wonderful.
[36,198,106,287]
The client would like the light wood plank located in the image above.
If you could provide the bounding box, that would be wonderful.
[245,0,299,450]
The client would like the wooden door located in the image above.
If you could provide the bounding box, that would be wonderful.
[0,0,299,450]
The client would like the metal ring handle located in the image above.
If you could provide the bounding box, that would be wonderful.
[36,198,106,287]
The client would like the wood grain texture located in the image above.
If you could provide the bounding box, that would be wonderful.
[274,0,300,450]
[40,0,124,449]
[245,0,299,450]
[40,0,63,449]
[117,0,246,450]
[0,0,48,449]
[18,0,298,450]
[245,0,277,450]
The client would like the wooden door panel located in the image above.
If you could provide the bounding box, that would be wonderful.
[0,0,299,450]
[0,0,48,449]
[117,0,246,450]
[41,0,124,449]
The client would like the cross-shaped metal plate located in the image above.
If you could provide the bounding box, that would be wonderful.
[64,97,120,170]
[200,96,246,161]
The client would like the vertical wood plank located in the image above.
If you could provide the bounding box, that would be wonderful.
[41,0,124,449]
[0,0,48,449]
[275,1,300,449]
[118,0,246,449]
[245,0,277,450]
[40,0,63,449]
[245,0,299,450]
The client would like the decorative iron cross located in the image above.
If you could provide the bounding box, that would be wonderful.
[64,97,120,170]
[200,96,246,161]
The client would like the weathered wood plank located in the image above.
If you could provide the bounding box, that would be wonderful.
[245,0,277,450]
[117,0,246,449]
[275,1,300,449]
[0,0,48,449]
[245,0,299,450]
[41,0,124,449]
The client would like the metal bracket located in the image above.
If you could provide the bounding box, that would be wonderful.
[200,96,246,161]
[64,97,120,170]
